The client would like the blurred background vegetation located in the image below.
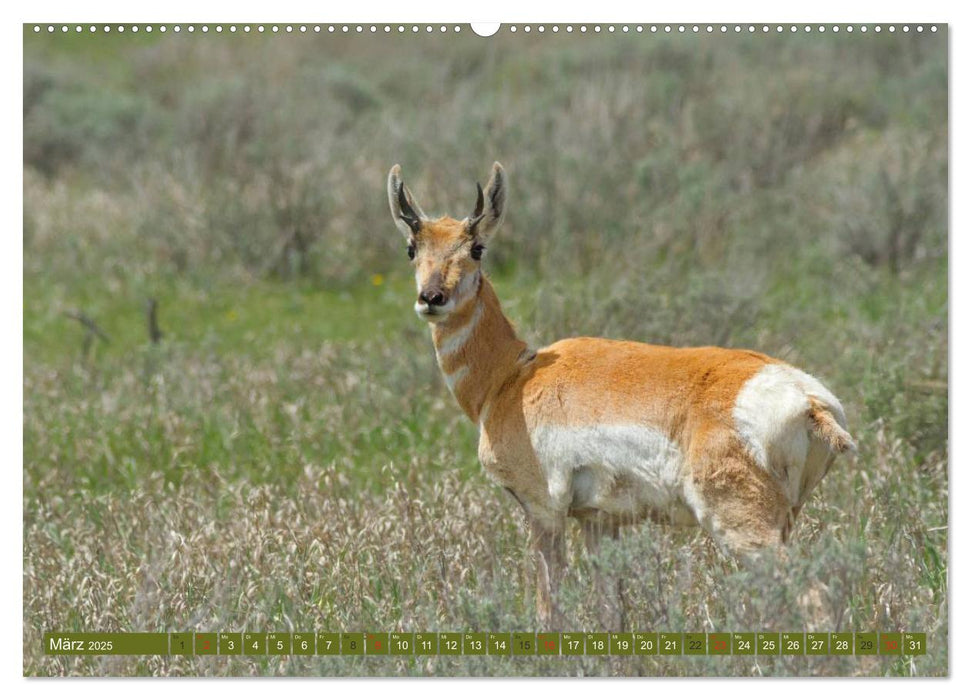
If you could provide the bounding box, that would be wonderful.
[24,27,947,676]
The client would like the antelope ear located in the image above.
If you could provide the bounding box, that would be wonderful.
[467,161,506,241]
[387,165,426,239]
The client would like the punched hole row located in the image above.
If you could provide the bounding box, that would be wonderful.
[32,24,939,35]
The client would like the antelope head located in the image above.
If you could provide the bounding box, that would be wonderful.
[387,162,506,322]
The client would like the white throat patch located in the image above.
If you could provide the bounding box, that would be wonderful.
[436,302,483,359]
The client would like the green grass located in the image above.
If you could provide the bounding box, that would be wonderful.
[23,27,947,676]
[25,272,418,364]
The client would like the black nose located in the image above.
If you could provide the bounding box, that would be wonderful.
[420,289,447,307]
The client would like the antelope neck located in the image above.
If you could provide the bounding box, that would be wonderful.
[430,274,528,423]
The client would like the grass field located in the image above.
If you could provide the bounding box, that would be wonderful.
[23,27,947,676]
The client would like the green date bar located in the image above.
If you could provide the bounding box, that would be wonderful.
[45,633,169,655]
[44,630,928,656]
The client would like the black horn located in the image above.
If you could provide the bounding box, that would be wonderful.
[468,182,485,233]
[397,183,422,233]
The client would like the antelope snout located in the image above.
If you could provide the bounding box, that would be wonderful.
[419,287,448,307]
[414,285,454,321]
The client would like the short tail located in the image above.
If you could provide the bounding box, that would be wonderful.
[807,397,857,455]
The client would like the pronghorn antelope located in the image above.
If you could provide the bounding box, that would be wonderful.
[387,162,855,627]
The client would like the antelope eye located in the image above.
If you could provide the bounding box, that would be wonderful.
[407,243,416,260]
[470,243,485,260]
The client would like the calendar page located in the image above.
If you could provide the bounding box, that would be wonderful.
[23,21,947,677]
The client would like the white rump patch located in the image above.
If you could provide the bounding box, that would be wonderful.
[733,363,846,505]
[530,424,686,517]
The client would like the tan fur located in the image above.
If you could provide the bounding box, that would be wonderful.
[808,396,857,454]
[388,163,855,628]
